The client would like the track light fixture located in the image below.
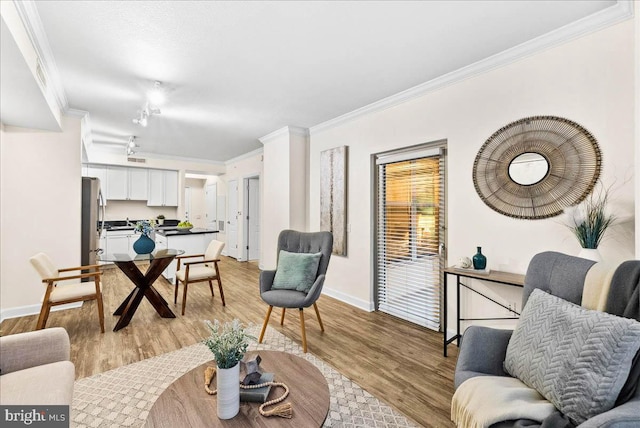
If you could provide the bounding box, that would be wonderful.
[132,81,164,127]
[126,136,138,156]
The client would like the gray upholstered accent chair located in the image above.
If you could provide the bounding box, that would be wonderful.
[258,230,333,353]
[454,251,640,427]
[0,328,75,405]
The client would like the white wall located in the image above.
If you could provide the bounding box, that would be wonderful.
[262,132,293,269]
[307,19,636,319]
[0,116,82,316]
[636,8,640,258]
[261,128,309,269]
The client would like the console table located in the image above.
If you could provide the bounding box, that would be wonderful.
[443,267,525,356]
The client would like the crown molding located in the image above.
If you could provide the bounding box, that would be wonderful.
[65,108,88,118]
[259,126,309,144]
[224,147,264,165]
[310,0,634,135]
[13,0,69,112]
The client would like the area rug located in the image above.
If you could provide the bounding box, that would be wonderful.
[72,326,418,427]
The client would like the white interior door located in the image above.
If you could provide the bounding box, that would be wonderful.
[227,180,239,258]
[205,183,217,229]
[248,178,260,260]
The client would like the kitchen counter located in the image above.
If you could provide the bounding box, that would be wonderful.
[154,229,220,281]
[155,228,219,236]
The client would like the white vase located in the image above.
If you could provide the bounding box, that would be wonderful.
[578,247,602,262]
[216,363,240,419]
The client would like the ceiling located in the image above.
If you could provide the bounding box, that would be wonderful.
[4,1,620,162]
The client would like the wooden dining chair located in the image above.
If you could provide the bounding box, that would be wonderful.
[174,240,225,315]
[29,253,105,332]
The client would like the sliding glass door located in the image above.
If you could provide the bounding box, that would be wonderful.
[376,146,445,330]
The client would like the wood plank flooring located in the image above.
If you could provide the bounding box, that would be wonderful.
[0,257,458,427]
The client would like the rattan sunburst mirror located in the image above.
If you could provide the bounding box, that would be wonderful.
[473,116,601,219]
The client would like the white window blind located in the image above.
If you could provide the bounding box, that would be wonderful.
[376,151,444,330]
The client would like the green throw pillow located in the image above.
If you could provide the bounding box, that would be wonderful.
[272,250,322,293]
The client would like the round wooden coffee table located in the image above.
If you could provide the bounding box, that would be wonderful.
[145,350,330,427]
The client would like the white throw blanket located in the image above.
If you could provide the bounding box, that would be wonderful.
[451,376,556,428]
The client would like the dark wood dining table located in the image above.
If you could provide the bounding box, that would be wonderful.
[98,249,184,331]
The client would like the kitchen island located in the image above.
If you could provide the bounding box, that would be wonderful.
[154,228,219,282]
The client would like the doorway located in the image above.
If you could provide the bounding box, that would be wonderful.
[205,183,217,229]
[227,179,239,259]
[374,143,446,331]
[243,176,260,261]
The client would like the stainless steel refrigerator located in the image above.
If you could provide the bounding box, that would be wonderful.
[81,177,105,267]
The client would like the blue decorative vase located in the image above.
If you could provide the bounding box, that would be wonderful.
[133,234,155,255]
[472,246,487,270]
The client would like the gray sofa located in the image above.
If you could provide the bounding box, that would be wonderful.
[0,327,75,405]
[454,252,640,427]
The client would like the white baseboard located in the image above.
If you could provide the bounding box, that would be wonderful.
[0,302,82,323]
[321,287,374,312]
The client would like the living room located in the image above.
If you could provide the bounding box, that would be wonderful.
[1,1,639,427]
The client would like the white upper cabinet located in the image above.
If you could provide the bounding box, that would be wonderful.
[128,168,149,200]
[105,166,148,201]
[106,166,128,200]
[83,164,175,205]
[147,169,165,206]
[148,169,179,207]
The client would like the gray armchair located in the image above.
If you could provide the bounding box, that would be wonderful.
[258,230,333,353]
[453,252,640,427]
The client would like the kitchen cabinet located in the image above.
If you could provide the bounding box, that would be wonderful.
[106,166,128,200]
[106,166,148,201]
[148,169,178,206]
[155,231,217,282]
[128,168,149,200]
[104,230,136,258]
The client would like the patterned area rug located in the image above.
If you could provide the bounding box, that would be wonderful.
[72,326,418,427]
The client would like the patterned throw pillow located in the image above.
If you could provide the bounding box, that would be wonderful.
[504,289,640,425]
[272,250,322,293]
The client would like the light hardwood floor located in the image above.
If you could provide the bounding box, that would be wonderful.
[0,256,458,427]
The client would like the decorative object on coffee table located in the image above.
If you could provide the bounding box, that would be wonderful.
[473,116,601,220]
[203,319,255,419]
[203,365,292,418]
[472,247,487,270]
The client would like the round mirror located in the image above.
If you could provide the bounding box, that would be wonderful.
[473,116,601,219]
[508,152,549,185]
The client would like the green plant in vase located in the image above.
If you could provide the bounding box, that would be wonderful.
[565,183,614,260]
[203,319,255,369]
[203,319,255,419]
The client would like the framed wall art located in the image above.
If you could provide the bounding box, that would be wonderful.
[320,146,348,255]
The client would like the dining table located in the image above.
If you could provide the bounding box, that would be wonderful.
[98,249,184,331]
